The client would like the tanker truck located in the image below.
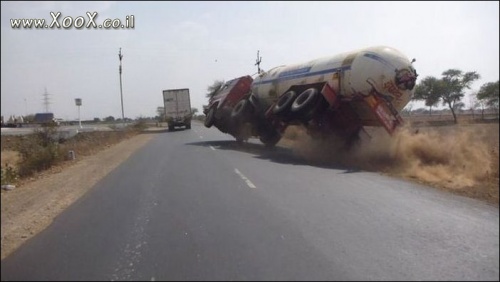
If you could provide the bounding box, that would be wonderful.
[205,46,418,147]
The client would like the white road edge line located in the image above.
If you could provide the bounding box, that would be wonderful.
[209,146,216,151]
[234,168,257,189]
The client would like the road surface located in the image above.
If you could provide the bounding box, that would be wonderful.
[1,123,498,280]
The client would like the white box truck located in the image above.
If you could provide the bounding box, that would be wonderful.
[162,88,192,131]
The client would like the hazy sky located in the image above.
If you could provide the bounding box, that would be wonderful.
[1,1,499,120]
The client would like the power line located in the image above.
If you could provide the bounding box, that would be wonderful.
[42,87,51,113]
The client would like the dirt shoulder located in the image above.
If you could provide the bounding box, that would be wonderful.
[1,131,156,260]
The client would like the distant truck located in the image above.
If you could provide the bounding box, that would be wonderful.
[162,88,192,131]
[34,113,58,125]
[2,115,24,128]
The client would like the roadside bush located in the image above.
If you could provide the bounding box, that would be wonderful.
[131,119,148,131]
[4,125,141,180]
[15,124,64,177]
[1,163,18,185]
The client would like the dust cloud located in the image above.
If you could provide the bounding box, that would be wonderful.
[285,124,496,191]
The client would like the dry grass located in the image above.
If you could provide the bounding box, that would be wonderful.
[279,122,499,205]
[0,151,19,169]
[1,129,140,185]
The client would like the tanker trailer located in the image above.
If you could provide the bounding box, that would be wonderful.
[230,45,418,147]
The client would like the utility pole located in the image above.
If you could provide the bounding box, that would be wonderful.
[75,98,82,128]
[255,50,262,75]
[118,48,125,129]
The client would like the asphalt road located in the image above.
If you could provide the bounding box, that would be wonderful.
[1,122,498,281]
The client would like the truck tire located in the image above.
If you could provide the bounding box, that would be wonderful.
[186,123,191,129]
[204,107,216,128]
[231,99,252,121]
[273,90,297,116]
[291,88,319,115]
[291,88,328,122]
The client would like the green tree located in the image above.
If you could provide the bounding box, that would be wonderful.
[156,107,165,121]
[206,80,224,99]
[23,114,36,123]
[413,76,442,115]
[440,69,480,123]
[104,116,115,122]
[477,81,499,113]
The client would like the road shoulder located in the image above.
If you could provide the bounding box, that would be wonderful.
[1,133,155,260]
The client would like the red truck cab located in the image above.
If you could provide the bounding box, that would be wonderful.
[203,75,253,140]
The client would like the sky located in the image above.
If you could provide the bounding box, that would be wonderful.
[1,1,499,121]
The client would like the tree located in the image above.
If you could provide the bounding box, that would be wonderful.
[206,80,224,99]
[23,114,35,123]
[191,108,199,115]
[413,76,442,115]
[156,107,165,121]
[454,102,465,114]
[93,117,101,123]
[477,81,499,117]
[104,116,115,122]
[469,92,478,119]
[440,69,480,123]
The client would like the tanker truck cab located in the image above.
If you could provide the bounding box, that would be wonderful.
[204,76,253,140]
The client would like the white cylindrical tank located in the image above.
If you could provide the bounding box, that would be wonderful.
[251,46,417,112]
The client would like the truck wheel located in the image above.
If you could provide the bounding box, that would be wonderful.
[168,124,174,131]
[204,107,216,128]
[273,90,297,116]
[291,88,319,115]
[186,123,191,129]
[231,99,252,121]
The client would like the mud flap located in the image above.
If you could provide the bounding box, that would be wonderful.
[363,93,404,135]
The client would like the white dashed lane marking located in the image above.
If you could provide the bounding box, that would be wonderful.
[234,168,257,189]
